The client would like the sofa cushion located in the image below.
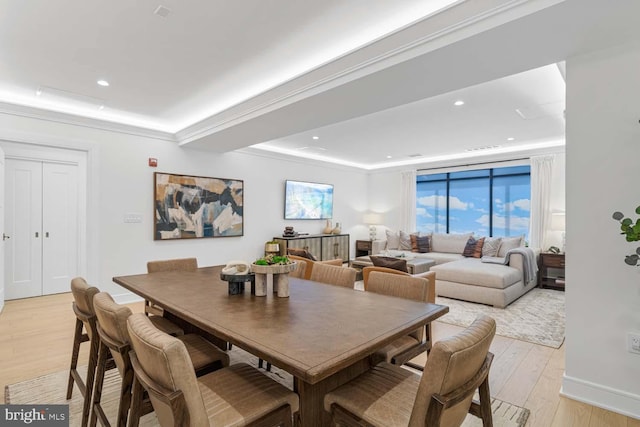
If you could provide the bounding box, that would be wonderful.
[431,258,521,289]
[430,233,472,254]
[482,237,501,257]
[463,237,485,258]
[385,230,401,250]
[411,234,430,253]
[370,256,408,273]
[497,235,524,257]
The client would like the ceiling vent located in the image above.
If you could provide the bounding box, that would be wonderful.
[465,145,501,152]
[36,86,105,110]
[408,153,423,158]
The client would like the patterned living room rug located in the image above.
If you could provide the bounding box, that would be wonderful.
[5,347,529,427]
[436,288,565,348]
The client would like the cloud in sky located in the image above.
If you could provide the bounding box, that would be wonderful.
[416,207,432,218]
[418,195,469,210]
[505,199,531,212]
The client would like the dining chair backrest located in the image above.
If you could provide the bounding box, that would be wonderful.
[289,260,307,279]
[93,292,133,375]
[147,257,198,273]
[70,277,100,337]
[127,313,207,427]
[309,262,356,288]
[410,314,496,426]
[365,271,434,344]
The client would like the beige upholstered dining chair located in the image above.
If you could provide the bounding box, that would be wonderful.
[309,262,357,288]
[91,292,230,427]
[127,313,299,427]
[66,277,102,427]
[287,254,342,280]
[364,270,436,366]
[324,315,496,427]
[143,257,200,336]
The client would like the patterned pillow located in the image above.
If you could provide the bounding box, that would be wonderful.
[287,247,317,261]
[463,237,485,258]
[410,234,430,253]
[482,237,502,257]
[370,255,408,273]
[399,231,418,251]
[497,235,524,257]
[385,230,400,250]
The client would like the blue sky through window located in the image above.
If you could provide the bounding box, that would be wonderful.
[416,166,530,241]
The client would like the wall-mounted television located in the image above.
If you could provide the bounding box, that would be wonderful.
[284,180,334,220]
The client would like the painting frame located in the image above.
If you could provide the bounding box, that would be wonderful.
[153,172,244,240]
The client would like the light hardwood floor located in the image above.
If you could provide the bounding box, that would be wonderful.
[1,292,638,426]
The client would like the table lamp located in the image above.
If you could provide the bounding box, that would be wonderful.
[551,212,566,253]
[363,213,383,241]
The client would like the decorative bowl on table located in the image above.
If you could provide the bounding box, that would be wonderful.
[251,255,297,297]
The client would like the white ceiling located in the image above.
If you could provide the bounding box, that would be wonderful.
[1,0,639,170]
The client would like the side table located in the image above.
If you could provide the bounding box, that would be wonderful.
[538,252,565,290]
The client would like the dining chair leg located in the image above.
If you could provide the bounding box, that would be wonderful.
[117,368,135,427]
[89,341,110,427]
[81,334,100,427]
[66,317,87,399]
[127,376,144,427]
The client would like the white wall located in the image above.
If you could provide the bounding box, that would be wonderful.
[0,115,369,302]
[563,41,640,417]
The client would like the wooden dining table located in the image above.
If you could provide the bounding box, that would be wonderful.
[113,265,448,426]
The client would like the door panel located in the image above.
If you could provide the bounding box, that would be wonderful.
[0,147,5,311]
[42,162,78,295]
[5,159,43,299]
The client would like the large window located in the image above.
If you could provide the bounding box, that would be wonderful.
[416,165,530,241]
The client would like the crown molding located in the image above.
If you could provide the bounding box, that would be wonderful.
[177,0,561,146]
[0,101,176,142]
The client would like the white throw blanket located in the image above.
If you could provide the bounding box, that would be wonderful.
[481,247,538,285]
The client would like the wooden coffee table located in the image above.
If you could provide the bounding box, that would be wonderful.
[350,255,436,275]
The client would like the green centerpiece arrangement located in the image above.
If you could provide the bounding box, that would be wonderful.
[612,205,640,266]
[252,255,297,297]
[253,254,291,266]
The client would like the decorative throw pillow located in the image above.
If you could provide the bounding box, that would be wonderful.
[482,237,502,257]
[410,234,430,253]
[463,237,485,258]
[385,230,400,250]
[497,235,524,257]
[399,230,418,251]
[369,255,409,273]
[287,247,317,261]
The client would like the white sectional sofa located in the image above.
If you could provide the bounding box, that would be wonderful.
[376,231,538,308]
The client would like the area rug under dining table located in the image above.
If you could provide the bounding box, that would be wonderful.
[436,287,565,348]
[5,346,530,427]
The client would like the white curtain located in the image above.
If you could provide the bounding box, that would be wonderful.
[401,170,417,232]
[529,155,554,250]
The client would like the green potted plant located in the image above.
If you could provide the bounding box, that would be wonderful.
[612,205,640,266]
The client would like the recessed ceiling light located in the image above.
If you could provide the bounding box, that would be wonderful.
[454,100,465,106]
[97,80,110,87]
[386,155,393,159]
[507,137,515,141]
[312,136,319,140]
[35,88,42,96]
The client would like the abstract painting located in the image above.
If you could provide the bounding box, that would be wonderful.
[154,172,243,240]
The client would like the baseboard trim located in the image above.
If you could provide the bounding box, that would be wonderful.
[561,373,640,420]
[112,292,144,305]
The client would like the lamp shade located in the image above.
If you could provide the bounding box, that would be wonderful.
[363,213,383,225]
[551,212,565,231]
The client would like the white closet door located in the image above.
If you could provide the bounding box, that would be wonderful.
[4,159,43,299]
[0,147,5,311]
[42,162,78,295]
